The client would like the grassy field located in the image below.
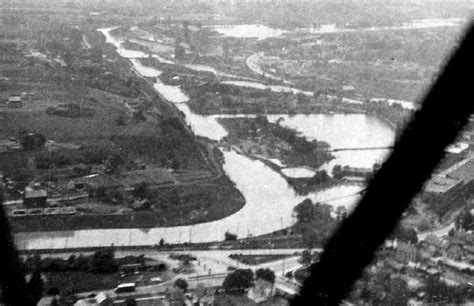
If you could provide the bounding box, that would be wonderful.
[10,175,245,232]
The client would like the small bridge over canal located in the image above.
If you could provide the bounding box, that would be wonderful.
[327,146,394,153]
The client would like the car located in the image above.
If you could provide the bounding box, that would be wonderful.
[27,208,44,216]
[60,206,77,215]
[149,277,162,284]
[44,207,60,215]
[10,209,27,217]
[114,283,136,293]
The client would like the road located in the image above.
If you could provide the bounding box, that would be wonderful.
[65,248,313,299]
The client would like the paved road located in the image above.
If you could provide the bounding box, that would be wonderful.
[46,248,316,299]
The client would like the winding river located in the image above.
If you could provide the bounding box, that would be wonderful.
[14,27,395,250]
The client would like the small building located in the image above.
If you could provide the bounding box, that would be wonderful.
[23,185,47,208]
[75,174,122,197]
[396,242,419,263]
[341,85,355,97]
[7,95,22,108]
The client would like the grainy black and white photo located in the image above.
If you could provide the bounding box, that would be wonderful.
[0,0,473,305]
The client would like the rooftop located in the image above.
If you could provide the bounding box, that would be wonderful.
[445,142,470,154]
[24,186,47,199]
[446,156,474,184]
[425,176,463,194]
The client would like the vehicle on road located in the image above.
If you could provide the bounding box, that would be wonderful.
[114,282,136,293]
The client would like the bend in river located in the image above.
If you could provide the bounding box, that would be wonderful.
[14,27,395,250]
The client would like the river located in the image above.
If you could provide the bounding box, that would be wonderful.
[13,27,394,250]
[211,18,466,39]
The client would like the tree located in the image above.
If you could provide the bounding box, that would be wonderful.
[299,250,312,265]
[293,199,314,224]
[159,238,165,247]
[90,247,117,274]
[225,231,237,241]
[19,131,46,150]
[222,269,254,295]
[132,182,149,200]
[174,278,188,292]
[384,278,409,305]
[27,269,44,305]
[116,115,126,126]
[335,206,348,222]
[255,268,275,284]
[255,115,269,128]
[332,164,343,180]
[391,226,418,244]
[455,209,474,231]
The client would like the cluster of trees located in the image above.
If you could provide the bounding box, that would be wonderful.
[272,124,320,154]
[350,272,410,305]
[424,275,474,304]
[224,231,237,241]
[131,182,151,200]
[112,118,200,171]
[22,248,119,274]
[293,199,336,249]
[222,268,275,295]
[89,74,140,98]
[350,271,474,304]
[306,170,331,185]
[389,225,418,244]
[455,209,474,232]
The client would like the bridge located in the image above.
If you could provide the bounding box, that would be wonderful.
[327,146,394,152]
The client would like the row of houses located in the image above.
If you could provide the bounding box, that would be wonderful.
[393,231,474,267]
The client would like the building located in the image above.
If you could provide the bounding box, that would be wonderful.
[7,95,22,108]
[23,185,47,208]
[445,242,464,261]
[74,174,122,196]
[424,156,474,205]
[423,176,464,205]
[396,242,419,263]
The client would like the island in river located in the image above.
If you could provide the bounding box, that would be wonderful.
[217,115,337,194]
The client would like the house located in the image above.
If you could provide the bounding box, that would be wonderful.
[75,174,122,196]
[419,235,446,257]
[447,244,465,262]
[463,245,474,262]
[7,95,22,108]
[23,185,47,208]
